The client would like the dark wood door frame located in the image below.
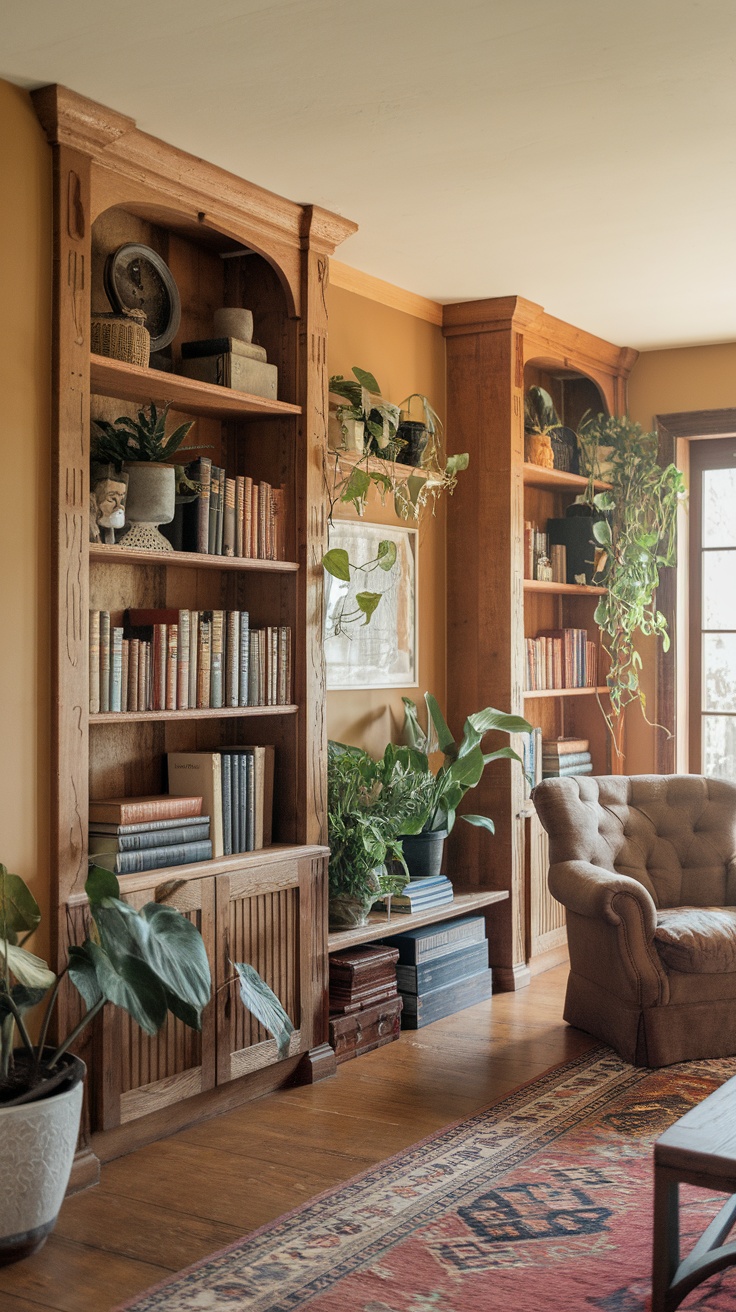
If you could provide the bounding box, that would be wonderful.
[655,408,736,772]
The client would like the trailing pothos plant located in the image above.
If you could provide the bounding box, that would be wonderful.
[0,863,294,1106]
[577,413,686,752]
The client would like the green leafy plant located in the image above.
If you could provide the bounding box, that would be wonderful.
[329,367,401,457]
[322,537,398,633]
[92,402,195,468]
[524,385,560,437]
[401,693,532,835]
[577,413,686,750]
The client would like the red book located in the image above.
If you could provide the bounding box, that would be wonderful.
[89,794,203,825]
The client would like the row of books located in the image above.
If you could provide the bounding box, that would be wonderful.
[168,747,274,858]
[524,628,598,691]
[524,523,567,584]
[88,793,212,875]
[387,875,454,914]
[382,916,492,1029]
[181,459,286,560]
[89,609,292,713]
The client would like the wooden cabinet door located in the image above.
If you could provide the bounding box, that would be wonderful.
[93,875,217,1131]
[215,853,328,1084]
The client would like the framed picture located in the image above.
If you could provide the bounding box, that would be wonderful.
[324,521,418,690]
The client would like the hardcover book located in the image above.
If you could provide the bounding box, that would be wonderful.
[93,839,213,876]
[400,967,493,1029]
[88,795,203,825]
[89,821,211,854]
[396,938,490,995]
[383,916,487,965]
[167,752,224,857]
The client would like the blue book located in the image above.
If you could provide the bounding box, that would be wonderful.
[221,753,232,856]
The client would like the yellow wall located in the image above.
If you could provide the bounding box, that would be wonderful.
[326,285,446,757]
[626,345,736,772]
[0,83,52,949]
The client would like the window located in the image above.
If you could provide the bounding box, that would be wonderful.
[690,437,736,778]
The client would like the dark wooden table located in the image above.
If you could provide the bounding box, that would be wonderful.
[653,1074,736,1310]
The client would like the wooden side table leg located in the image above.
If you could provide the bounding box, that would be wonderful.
[652,1167,680,1312]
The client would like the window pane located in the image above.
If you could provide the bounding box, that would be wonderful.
[703,468,736,548]
[703,716,736,780]
[703,550,736,629]
[703,635,736,711]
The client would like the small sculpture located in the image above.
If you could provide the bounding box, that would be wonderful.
[90,468,128,544]
[525,430,555,469]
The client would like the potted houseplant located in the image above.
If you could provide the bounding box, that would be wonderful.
[91,402,196,552]
[574,413,685,753]
[328,367,401,459]
[0,862,210,1264]
[326,740,428,929]
[399,694,532,879]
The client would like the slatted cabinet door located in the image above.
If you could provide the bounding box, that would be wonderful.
[216,855,322,1083]
[94,875,217,1130]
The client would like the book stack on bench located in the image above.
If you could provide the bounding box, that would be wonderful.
[542,736,593,777]
[89,794,211,875]
[328,945,402,1064]
[386,875,454,915]
[388,916,492,1029]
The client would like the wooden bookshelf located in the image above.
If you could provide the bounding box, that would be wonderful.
[327,889,510,953]
[523,579,606,596]
[37,83,358,1169]
[522,462,612,493]
[523,686,610,700]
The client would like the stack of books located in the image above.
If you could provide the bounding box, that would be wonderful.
[89,794,211,875]
[176,458,286,561]
[524,520,567,584]
[385,875,454,915]
[388,916,492,1029]
[542,737,593,777]
[167,746,274,858]
[328,945,402,1063]
[89,608,292,713]
[525,627,598,691]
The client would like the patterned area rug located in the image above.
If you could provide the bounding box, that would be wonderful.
[117,1048,736,1312]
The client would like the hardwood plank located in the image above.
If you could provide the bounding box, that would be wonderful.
[90,704,298,724]
[89,544,299,573]
[522,462,612,492]
[90,354,302,420]
[523,685,610,699]
[0,1238,166,1312]
[54,1193,241,1271]
[327,888,509,952]
[523,579,606,596]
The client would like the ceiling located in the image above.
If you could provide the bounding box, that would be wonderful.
[3,0,735,350]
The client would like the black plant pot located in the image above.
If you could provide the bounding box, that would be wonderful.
[401,829,447,880]
[396,421,429,467]
[548,508,607,586]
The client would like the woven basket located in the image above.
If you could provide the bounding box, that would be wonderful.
[91,311,150,367]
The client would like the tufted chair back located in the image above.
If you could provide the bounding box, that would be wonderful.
[533,775,736,908]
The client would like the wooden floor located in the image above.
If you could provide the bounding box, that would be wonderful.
[0,965,594,1312]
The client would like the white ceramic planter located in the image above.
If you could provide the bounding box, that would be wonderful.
[119,461,176,552]
[0,1059,84,1265]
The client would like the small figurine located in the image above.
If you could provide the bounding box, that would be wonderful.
[90,467,128,544]
[536,554,554,583]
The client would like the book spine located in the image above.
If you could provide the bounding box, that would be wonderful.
[151,624,165,712]
[215,470,224,556]
[223,477,236,557]
[177,610,190,710]
[197,614,211,709]
[210,610,224,709]
[226,610,240,708]
[244,476,253,558]
[397,940,490,994]
[137,640,148,711]
[128,638,140,713]
[221,753,232,856]
[121,639,129,713]
[399,920,486,963]
[99,611,111,713]
[94,822,211,853]
[166,625,178,711]
[90,814,210,836]
[197,458,212,555]
[115,840,213,875]
[91,796,204,825]
[110,626,123,713]
[188,611,199,710]
[248,631,258,706]
[239,611,250,707]
[235,475,245,558]
[250,481,258,558]
[401,969,493,1027]
[246,751,255,851]
[89,610,100,714]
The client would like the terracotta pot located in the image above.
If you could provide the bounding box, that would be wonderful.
[0,1054,85,1266]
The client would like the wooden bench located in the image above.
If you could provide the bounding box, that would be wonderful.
[653,1074,736,1310]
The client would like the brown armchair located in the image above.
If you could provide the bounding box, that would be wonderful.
[533,774,736,1067]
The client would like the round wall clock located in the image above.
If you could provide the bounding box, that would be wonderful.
[104,244,181,353]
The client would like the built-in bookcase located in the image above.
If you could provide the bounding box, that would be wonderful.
[34,84,356,1175]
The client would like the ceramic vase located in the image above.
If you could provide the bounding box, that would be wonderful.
[119,462,176,552]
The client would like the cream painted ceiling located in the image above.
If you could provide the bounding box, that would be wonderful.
[3,0,735,349]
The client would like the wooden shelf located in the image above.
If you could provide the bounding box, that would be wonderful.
[89,544,299,573]
[71,842,330,905]
[329,447,430,482]
[523,462,611,493]
[523,579,605,596]
[523,686,609,700]
[327,887,509,953]
[90,705,298,724]
[90,354,302,420]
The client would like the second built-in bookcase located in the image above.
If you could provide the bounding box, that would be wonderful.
[35,85,357,1167]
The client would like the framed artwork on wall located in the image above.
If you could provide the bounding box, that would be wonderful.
[324,521,418,690]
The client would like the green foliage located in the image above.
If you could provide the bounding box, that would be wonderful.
[232,963,294,1060]
[323,538,397,635]
[92,402,195,467]
[577,414,686,736]
[524,385,560,435]
[329,368,401,456]
[327,741,432,901]
[401,694,532,835]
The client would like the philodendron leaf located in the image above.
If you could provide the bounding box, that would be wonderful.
[592,519,612,547]
[233,962,294,1060]
[461,814,496,834]
[467,708,532,737]
[67,944,103,1009]
[322,548,351,582]
[140,903,211,1012]
[0,942,55,990]
[377,540,398,571]
[0,984,49,1018]
[86,865,121,903]
[355,591,382,622]
[85,941,167,1036]
[445,452,469,478]
[425,693,456,755]
[0,865,41,939]
[482,746,525,767]
[352,366,380,394]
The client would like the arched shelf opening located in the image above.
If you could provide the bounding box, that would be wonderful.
[524,355,608,434]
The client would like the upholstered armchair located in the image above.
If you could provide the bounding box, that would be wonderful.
[533,775,736,1067]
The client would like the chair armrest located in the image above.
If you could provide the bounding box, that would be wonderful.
[549,860,657,940]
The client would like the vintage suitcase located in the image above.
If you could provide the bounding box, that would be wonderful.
[329,995,403,1064]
